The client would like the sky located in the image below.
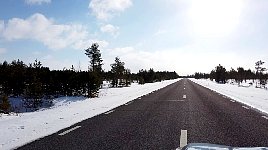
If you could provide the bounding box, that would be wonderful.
[0,0,268,75]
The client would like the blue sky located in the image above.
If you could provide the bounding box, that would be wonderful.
[0,0,268,75]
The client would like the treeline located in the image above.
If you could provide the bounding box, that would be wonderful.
[0,59,91,111]
[135,69,178,84]
[0,43,179,112]
[194,60,268,87]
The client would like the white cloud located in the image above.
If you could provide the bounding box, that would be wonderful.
[39,55,71,70]
[0,20,4,34]
[89,0,132,20]
[0,48,7,54]
[0,13,108,50]
[104,46,179,72]
[103,45,242,75]
[75,39,109,50]
[188,0,243,38]
[32,51,42,55]
[112,46,135,55]
[100,24,119,37]
[25,0,51,5]
[38,54,90,71]
[154,29,167,36]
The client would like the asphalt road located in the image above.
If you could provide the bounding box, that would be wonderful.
[17,79,268,150]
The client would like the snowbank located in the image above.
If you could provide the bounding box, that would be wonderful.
[190,79,268,115]
[0,79,180,150]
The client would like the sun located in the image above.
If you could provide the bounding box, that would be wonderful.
[188,0,244,38]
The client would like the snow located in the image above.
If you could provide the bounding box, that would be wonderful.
[0,79,180,150]
[190,79,268,115]
[2,78,268,149]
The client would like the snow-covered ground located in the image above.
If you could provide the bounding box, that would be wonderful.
[0,79,180,150]
[2,78,268,150]
[190,79,268,115]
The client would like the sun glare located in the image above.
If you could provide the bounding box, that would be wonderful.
[188,0,244,38]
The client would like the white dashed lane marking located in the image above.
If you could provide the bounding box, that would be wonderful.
[180,130,187,148]
[104,110,114,115]
[125,101,133,105]
[167,100,185,102]
[262,116,268,120]
[242,106,249,110]
[58,126,81,136]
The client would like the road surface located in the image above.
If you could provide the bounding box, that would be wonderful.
[17,79,268,150]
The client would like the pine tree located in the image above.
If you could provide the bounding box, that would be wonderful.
[237,67,245,85]
[255,60,267,88]
[24,59,43,110]
[0,95,11,113]
[33,59,42,68]
[138,77,145,84]
[215,64,227,84]
[85,43,103,73]
[88,71,101,97]
[85,43,103,97]
[124,68,131,87]
[25,76,43,110]
[147,68,155,83]
[110,57,126,87]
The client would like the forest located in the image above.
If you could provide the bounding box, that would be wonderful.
[194,60,268,87]
[0,43,179,112]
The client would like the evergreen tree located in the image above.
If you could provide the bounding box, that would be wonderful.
[194,72,210,79]
[24,60,43,110]
[227,68,237,83]
[110,57,126,87]
[137,69,178,83]
[138,77,145,84]
[25,76,43,109]
[33,59,42,68]
[85,43,103,73]
[255,60,267,87]
[0,95,10,113]
[245,69,255,81]
[88,71,101,97]
[70,65,75,72]
[124,68,132,87]
[85,43,103,97]
[147,68,155,83]
[237,67,245,85]
[215,64,227,83]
